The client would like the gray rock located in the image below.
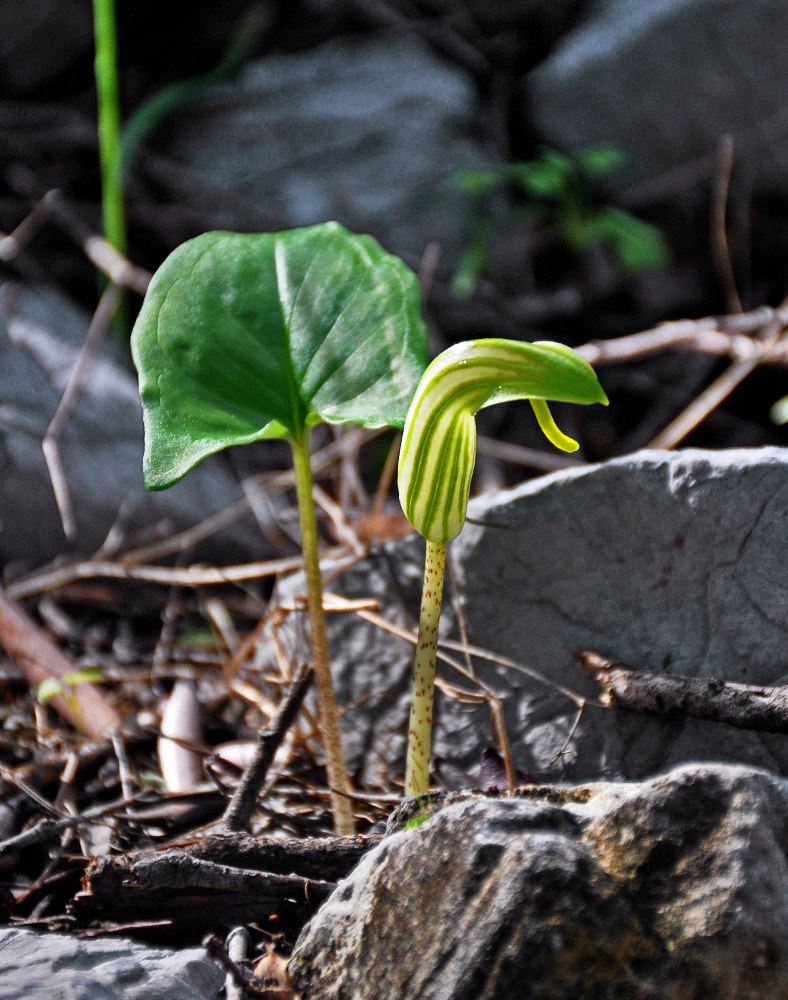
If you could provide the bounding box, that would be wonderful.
[157,35,494,268]
[0,0,93,95]
[277,448,788,788]
[525,0,788,193]
[0,928,222,1000]
[0,282,267,572]
[290,763,788,1000]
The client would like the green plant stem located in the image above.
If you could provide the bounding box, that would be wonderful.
[405,538,446,797]
[92,0,126,258]
[290,431,355,835]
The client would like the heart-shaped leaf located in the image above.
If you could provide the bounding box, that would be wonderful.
[132,222,429,489]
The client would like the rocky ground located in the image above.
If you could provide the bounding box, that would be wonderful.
[1,1,788,997]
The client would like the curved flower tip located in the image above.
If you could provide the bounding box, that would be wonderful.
[398,338,607,543]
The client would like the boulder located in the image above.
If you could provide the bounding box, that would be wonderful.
[525,0,788,194]
[275,448,788,788]
[156,34,494,268]
[0,0,93,95]
[0,282,269,573]
[0,927,222,1000]
[290,763,788,999]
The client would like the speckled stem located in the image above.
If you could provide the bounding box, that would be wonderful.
[405,538,446,797]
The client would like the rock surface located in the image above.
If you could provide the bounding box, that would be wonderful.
[290,762,788,1000]
[157,34,493,269]
[0,0,93,95]
[0,928,222,1000]
[277,448,788,788]
[525,0,788,193]
[0,281,268,572]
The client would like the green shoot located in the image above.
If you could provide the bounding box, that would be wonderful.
[92,0,126,258]
[397,338,608,796]
[132,222,428,834]
[37,667,106,733]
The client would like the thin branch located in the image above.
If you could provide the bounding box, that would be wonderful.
[575,650,788,734]
[576,305,788,369]
[0,199,51,261]
[42,284,122,540]
[0,792,145,859]
[43,190,151,294]
[220,663,313,833]
[647,354,767,448]
[312,483,366,557]
[710,134,742,315]
[648,297,788,449]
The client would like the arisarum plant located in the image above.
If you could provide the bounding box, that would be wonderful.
[397,338,608,796]
[132,222,429,834]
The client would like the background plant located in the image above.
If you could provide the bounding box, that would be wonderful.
[132,222,429,834]
[397,338,607,796]
[452,145,669,297]
[92,0,126,260]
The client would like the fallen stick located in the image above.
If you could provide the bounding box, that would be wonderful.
[575,650,788,734]
[219,662,313,833]
[72,831,381,934]
[0,584,121,738]
[0,792,145,859]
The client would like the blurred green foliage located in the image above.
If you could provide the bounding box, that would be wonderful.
[452,145,669,296]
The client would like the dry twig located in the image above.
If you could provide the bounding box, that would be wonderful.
[0,584,120,737]
[576,305,788,369]
[647,296,788,449]
[73,832,380,933]
[42,284,123,539]
[575,650,788,734]
[220,663,313,833]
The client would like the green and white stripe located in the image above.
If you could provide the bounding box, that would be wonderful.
[397,339,608,543]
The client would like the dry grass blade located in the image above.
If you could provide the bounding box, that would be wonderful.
[353,606,585,707]
[312,483,366,557]
[352,603,590,780]
[7,547,356,600]
[476,435,583,472]
[709,135,742,315]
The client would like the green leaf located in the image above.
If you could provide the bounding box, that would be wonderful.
[36,678,64,705]
[132,222,429,489]
[37,668,106,705]
[452,167,503,197]
[508,157,569,201]
[575,144,626,178]
[451,241,490,298]
[507,148,577,200]
[398,339,608,543]
[590,207,669,272]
